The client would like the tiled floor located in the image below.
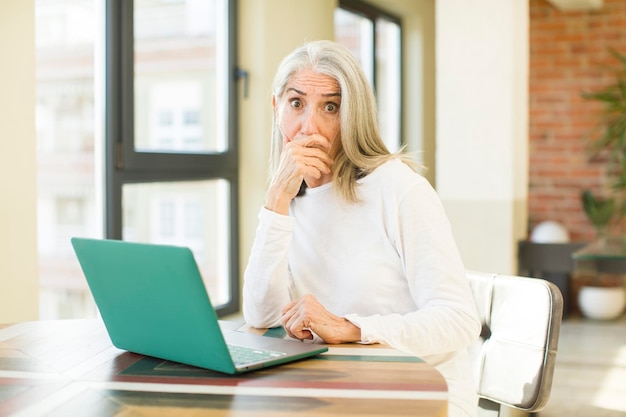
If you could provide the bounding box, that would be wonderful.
[539,315,626,417]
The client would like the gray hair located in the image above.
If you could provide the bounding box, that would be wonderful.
[270,40,410,202]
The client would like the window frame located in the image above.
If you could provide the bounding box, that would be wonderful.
[104,0,240,316]
[336,0,403,149]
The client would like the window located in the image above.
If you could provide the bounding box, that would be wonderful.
[36,0,101,320]
[56,197,85,226]
[334,0,402,152]
[35,0,238,319]
[107,0,239,315]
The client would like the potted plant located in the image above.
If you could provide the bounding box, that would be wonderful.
[577,277,625,320]
[581,48,626,230]
[577,48,626,320]
[581,190,616,239]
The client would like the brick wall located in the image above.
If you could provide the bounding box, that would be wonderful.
[529,0,626,242]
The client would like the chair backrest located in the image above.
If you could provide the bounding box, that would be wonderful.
[467,271,563,416]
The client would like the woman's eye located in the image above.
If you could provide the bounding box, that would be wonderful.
[289,99,302,108]
[325,103,338,112]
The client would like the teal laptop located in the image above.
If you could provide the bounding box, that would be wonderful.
[71,237,327,374]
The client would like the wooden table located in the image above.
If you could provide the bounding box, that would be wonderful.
[0,319,448,417]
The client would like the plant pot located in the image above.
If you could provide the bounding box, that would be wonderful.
[578,286,626,320]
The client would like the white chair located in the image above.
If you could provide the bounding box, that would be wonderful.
[467,271,563,417]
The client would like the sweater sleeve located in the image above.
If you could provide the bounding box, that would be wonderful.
[346,180,481,360]
[242,208,295,328]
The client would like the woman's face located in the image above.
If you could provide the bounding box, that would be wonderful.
[274,69,341,148]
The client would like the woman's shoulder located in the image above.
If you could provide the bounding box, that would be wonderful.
[356,157,441,211]
[355,158,433,203]
[368,157,427,185]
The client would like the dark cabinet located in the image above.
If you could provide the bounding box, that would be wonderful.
[518,241,587,316]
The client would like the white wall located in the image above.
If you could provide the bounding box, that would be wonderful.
[0,0,39,322]
[435,0,529,274]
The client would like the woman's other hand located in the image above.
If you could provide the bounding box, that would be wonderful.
[281,294,361,344]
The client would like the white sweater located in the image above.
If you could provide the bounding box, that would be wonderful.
[243,159,481,417]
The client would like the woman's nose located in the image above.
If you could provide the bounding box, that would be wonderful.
[300,108,320,135]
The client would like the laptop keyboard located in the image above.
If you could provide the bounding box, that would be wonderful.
[227,344,287,366]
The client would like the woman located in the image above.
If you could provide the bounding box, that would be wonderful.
[243,40,481,417]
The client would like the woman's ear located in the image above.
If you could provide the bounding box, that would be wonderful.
[272,95,279,124]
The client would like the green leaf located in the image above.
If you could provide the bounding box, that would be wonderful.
[582,190,616,228]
